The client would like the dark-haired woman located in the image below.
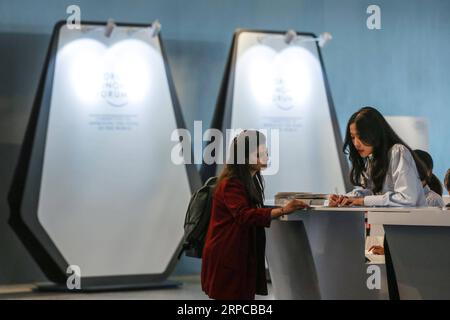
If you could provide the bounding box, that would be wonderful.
[201,130,308,300]
[329,107,427,207]
[414,149,445,207]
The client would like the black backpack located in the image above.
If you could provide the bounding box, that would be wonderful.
[179,176,217,259]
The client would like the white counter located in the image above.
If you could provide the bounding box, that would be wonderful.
[367,207,450,227]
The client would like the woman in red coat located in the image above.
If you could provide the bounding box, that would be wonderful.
[201,130,308,300]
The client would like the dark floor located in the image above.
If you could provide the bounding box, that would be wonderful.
[0,275,274,300]
[0,269,389,300]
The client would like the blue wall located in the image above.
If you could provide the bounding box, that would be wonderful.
[0,0,449,280]
[2,0,447,178]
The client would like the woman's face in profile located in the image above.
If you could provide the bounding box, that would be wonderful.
[249,144,269,171]
[350,123,373,158]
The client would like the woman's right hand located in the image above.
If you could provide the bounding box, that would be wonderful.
[328,194,347,207]
[271,199,310,219]
[328,194,364,207]
[282,199,310,214]
[368,245,385,255]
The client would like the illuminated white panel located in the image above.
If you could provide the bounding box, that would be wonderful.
[231,32,346,199]
[37,25,191,277]
[246,45,312,109]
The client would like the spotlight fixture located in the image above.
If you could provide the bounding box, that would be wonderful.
[149,19,161,37]
[318,32,332,47]
[294,32,333,47]
[258,30,333,48]
[104,18,116,38]
[284,29,297,44]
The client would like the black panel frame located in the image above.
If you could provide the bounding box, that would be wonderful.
[8,20,201,287]
[200,29,351,192]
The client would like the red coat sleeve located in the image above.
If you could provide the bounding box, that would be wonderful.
[221,179,272,227]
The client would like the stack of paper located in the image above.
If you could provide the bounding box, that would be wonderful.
[274,192,329,206]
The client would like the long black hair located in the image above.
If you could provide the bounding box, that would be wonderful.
[343,107,427,193]
[216,130,266,206]
[414,149,444,196]
[445,169,450,193]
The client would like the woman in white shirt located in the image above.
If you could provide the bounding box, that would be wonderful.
[329,107,427,207]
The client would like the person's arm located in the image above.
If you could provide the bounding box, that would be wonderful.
[270,207,285,219]
[346,187,374,198]
[363,145,425,207]
[328,187,373,207]
[329,194,365,207]
[222,180,308,227]
[369,245,385,255]
[270,200,308,219]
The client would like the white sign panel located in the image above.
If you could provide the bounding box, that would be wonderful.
[231,32,346,199]
[37,25,191,277]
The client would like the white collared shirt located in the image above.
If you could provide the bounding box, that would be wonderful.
[347,144,426,207]
[424,185,445,208]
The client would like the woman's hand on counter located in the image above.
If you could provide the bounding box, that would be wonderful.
[340,197,364,206]
[271,199,310,219]
[368,245,385,255]
[328,194,364,207]
[328,194,345,207]
[284,199,310,212]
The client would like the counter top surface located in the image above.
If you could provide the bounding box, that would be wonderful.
[279,207,449,225]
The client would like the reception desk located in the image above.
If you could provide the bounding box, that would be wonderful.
[367,208,450,299]
[265,207,379,300]
[265,206,449,300]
